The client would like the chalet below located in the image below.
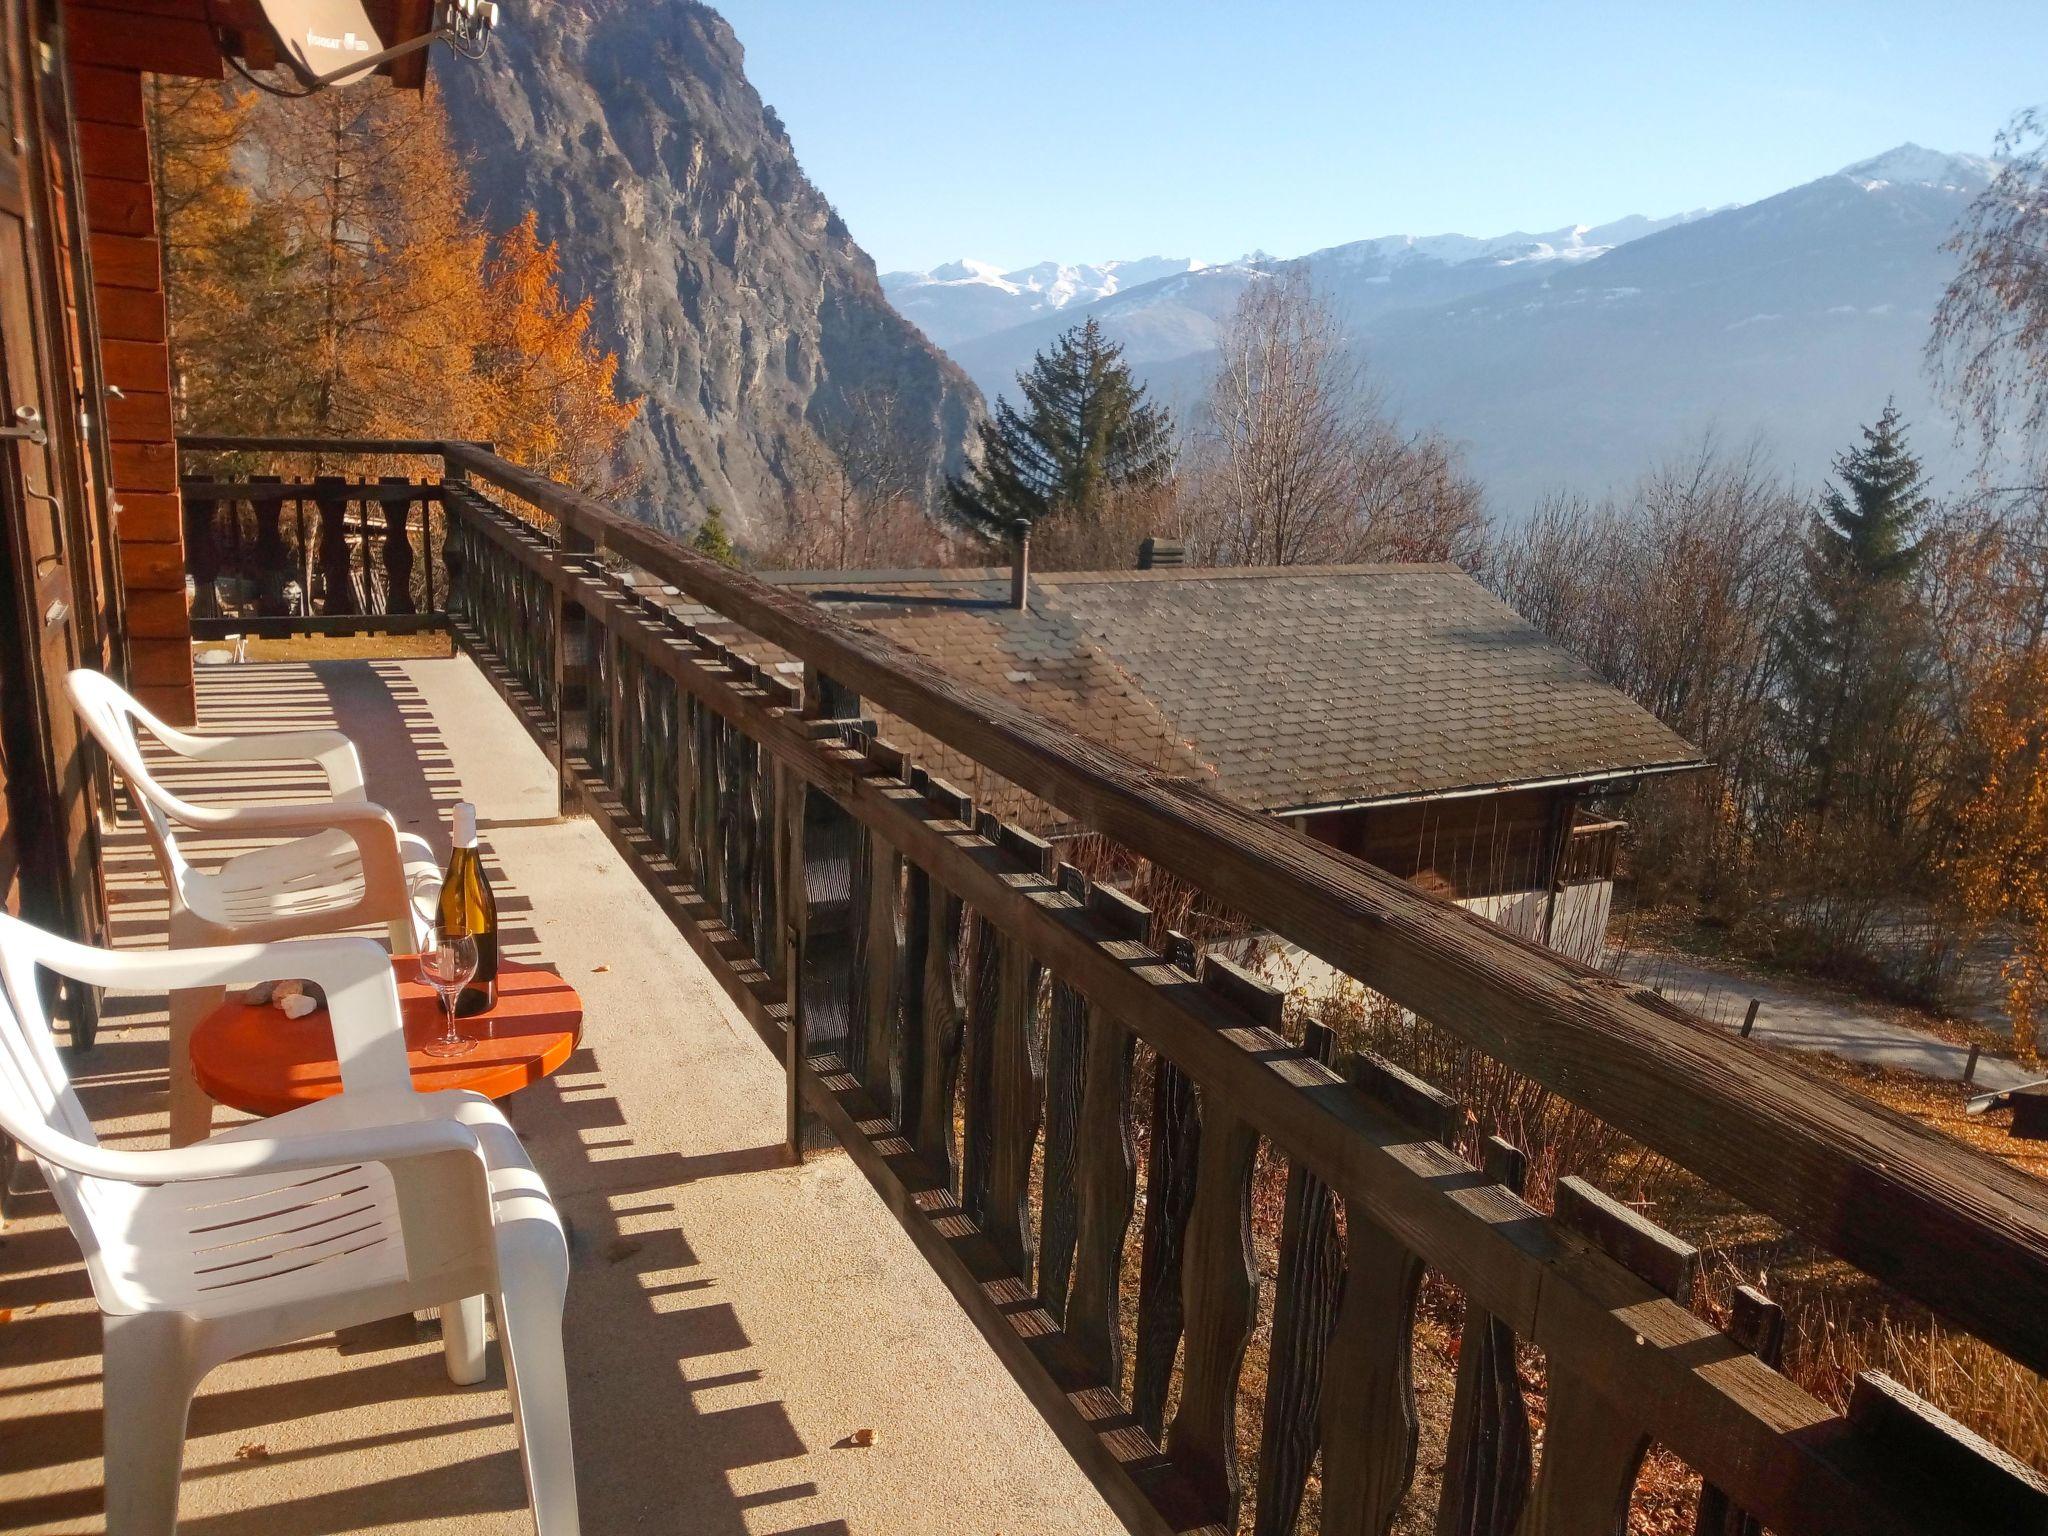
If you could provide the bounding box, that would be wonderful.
[693,556,1707,961]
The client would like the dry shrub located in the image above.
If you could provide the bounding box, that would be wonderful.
[1300,981,1675,1209]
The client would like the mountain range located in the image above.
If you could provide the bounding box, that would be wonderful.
[893,145,1995,513]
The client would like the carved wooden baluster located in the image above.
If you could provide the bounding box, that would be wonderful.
[591,614,616,785]
[675,690,701,887]
[1132,931,1202,1442]
[912,776,971,1188]
[1321,1049,1461,1536]
[314,474,359,615]
[651,669,680,866]
[1037,863,1090,1322]
[1254,1020,1344,1536]
[694,678,723,916]
[1844,1371,2048,1536]
[1437,1137,1535,1536]
[292,487,313,618]
[251,475,287,615]
[752,670,798,982]
[1691,1286,1783,1536]
[183,492,221,618]
[614,638,638,809]
[423,485,440,617]
[731,720,760,956]
[985,820,1052,1284]
[717,658,748,937]
[1065,879,1149,1391]
[1166,955,1280,1529]
[380,475,416,615]
[895,767,934,1147]
[853,734,907,1116]
[789,666,859,1070]
[959,810,1004,1222]
[1519,1177,1699,1536]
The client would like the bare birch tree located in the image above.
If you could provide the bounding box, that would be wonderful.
[1186,270,1485,567]
[1931,109,2048,495]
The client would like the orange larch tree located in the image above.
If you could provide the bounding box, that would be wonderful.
[469,211,641,495]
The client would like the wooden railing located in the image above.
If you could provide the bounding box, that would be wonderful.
[177,439,454,638]
[183,437,2048,1536]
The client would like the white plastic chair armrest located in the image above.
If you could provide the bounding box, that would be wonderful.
[9,929,416,1097]
[150,722,369,801]
[173,799,416,942]
[10,1112,481,1186]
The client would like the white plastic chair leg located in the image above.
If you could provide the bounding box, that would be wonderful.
[165,986,225,1148]
[443,1295,487,1386]
[102,1311,200,1536]
[497,1285,580,1536]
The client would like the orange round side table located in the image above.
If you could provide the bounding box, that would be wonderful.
[190,957,583,1117]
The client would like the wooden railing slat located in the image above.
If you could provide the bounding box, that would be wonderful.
[1254,1020,1343,1536]
[1164,956,1279,1527]
[1134,946,1202,1442]
[1436,1137,1534,1536]
[1065,881,1149,1393]
[1693,1285,1782,1536]
[1318,1049,1450,1536]
[1519,1179,1701,1536]
[985,839,1047,1282]
[1039,866,1089,1323]
[961,893,1001,1222]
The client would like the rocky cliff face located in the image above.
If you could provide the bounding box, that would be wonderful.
[437,0,979,533]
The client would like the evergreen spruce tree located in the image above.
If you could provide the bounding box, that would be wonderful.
[946,317,1174,540]
[1778,402,1932,827]
[690,507,740,567]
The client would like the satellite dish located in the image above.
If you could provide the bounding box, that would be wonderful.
[261,0,385,85]
[253,0,499,90]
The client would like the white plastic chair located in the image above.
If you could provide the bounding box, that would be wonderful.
[67,669,440,1144]
[0,914,578,1535]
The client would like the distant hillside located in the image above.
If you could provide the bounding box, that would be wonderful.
[915,146,1990,515]
[437,0,980,532]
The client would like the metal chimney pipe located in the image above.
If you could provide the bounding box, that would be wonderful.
[1009,519,1031,609]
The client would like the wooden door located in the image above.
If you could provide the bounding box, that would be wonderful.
[0,0,104,999]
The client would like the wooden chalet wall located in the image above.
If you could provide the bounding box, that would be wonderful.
[63,2,213,722]
[1302,785,1587,902]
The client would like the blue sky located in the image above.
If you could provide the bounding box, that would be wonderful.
[721,2,2048,273]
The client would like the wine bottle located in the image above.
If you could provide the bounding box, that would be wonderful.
[439,800,499,1016]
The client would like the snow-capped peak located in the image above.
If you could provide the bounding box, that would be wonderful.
[1835,143,1995,192]
[921,258,1020,290]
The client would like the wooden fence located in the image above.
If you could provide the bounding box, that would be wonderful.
[182,438,2048,1536]
[178,440,453,638]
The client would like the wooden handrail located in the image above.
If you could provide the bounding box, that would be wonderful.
[200,438,2048,1379]
[177,434,451,457]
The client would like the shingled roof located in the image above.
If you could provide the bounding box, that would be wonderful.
[695,563,1704,828]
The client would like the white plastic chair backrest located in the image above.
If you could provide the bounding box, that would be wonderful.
[66,669,193,897]
[0,913,118,1305]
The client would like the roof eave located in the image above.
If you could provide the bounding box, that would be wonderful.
[1266,758,1712,818]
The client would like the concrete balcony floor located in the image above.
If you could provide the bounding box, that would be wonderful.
[0,655,1120,1535]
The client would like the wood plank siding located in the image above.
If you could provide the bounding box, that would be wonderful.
[65,25,189,718]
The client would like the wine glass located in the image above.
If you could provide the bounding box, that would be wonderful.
[418,924,479,1059]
